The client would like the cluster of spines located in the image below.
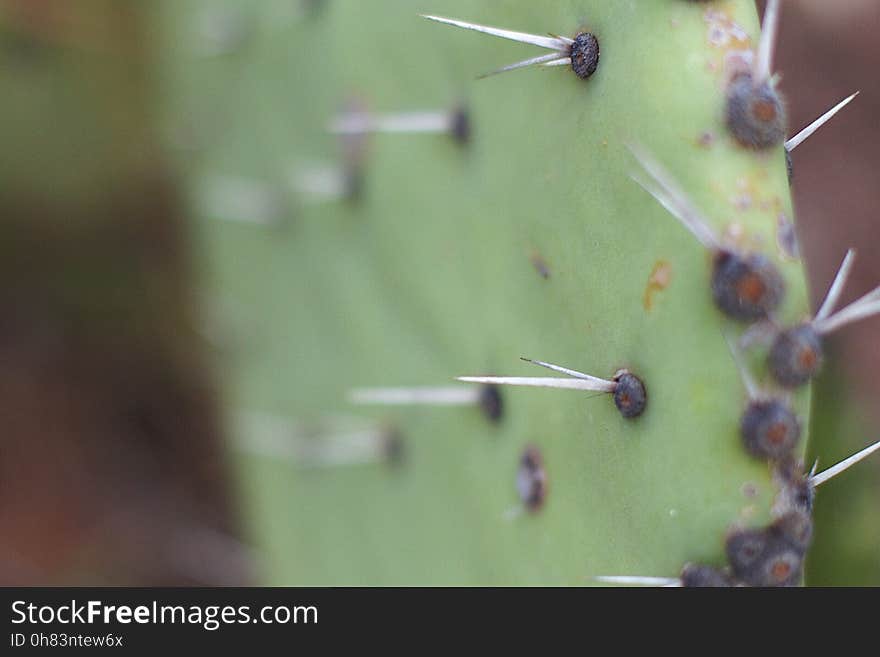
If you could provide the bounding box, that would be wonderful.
[605,1,877,587]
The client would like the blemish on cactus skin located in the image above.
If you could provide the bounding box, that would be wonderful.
[529,250,550,279]
[776,213,800,260]
[517,445,547,513]
[643,260,672,311]
[726,174,781,219]
[720,222,752,252]
[722,49,753,82]
[731,192,752,212]
[703,7,751,60]
[697,132,715,149]
[741,482,759,499]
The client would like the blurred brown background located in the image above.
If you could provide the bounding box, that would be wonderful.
[776,0,880,418]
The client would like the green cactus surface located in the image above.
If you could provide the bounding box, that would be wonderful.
[166,0,813,585]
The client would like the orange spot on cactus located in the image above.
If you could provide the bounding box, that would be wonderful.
[798,346,818,371]
[771,559,792,582]
[643,260,673,311]
[703,6,752,75]
[753,99,779,122]
[736,272,767,304]
[767,422,788,445]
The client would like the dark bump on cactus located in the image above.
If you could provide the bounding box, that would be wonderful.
[711,250,785,321]
[740,399,801,461]
[517,445,547,513]
[680,563,733,588]
[763,550,803,587]
[725,522,806,587]
[629,144,786,323]
[478,384,504,424]
[774,459,816,514]
[383,427,407,468]
[530,251,550,279]
[479,358,644,420]
[794,481,815,514]
[422,15,598,82]
[725,72,787,150]
[568,32,599,80]
[450,104,472,145]
[771,510,814,553]
[612,371,647,419]
[725,529,765,569]
[338,97,371,202]
[768,323,823,389]
[342,166,365,203]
